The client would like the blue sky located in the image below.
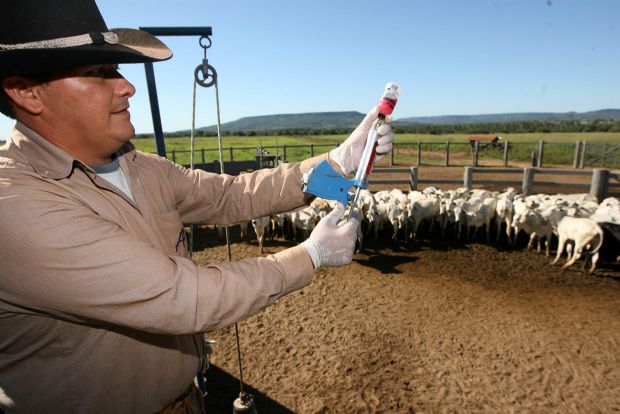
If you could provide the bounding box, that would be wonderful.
[1,0,618,136]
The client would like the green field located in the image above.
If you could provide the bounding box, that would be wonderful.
[130,132,620,167]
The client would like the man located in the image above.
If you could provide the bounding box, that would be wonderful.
[0,1,394,413]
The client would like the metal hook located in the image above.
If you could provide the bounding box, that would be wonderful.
[199,35,212,51]
[195,35,217,87]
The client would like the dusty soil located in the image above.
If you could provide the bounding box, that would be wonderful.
[192,165,619,413]
[193,227,620,414]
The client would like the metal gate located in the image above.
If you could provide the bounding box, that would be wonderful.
[584,142,620,168]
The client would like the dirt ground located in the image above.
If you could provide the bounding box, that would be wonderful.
[192,165,619,413]
[193,227,620,414]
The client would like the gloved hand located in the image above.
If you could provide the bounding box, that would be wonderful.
[329,106,395,176]
[301,202,359,268]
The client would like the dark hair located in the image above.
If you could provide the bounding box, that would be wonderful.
[0,73,52,119]
[0,81,16,119]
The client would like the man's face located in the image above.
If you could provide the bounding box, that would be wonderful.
[37,64,137,164]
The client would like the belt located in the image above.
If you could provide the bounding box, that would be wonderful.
[159,383,206,414]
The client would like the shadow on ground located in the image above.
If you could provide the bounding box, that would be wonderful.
[203,365,294,413]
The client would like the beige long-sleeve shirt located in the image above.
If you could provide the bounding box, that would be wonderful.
[0,123,319,413]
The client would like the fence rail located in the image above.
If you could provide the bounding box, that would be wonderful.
[174,142,619,199]
[369,166,619,200]
[170,140,620,170]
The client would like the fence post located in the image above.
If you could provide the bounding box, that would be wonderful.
[464,166,474,190]
[472,141,479,167]
[257,145,263,168]
[229,146,234,162]
[522,167,535,195]
[310,144,314,158]
[579,141,587,168]
[171,149,176,164]
[503,140,509,167]
[590,169,609,201]
[572,141,580,169]
[201,148,205,164]
[417,141,421,166]
[536,141,544,167]
[282,145,287,162]
[409,166,418,190]
[445,141,450,166]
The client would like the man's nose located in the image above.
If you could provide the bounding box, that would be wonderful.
[117,76,136,98]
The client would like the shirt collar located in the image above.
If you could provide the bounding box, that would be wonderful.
[12,122,136,179]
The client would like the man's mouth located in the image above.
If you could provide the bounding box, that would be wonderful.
[112,102,130,114]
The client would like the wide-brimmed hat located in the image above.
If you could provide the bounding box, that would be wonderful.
[0,0,172,78]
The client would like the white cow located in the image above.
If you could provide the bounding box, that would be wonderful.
[216,222,249,240]
[309,198,333,220]
[251,216,271,254]
[290,205,320,241]
[551,217,604,273]
[372,190,407,241]
[353,189,378,249]
[590,197,620,224]
[464,196,497,242]
[272,211,294,240]
[409,195,440,239]
[455,196,497,242]
[452,197,483,241]
[441,197,467,239]
[494,188,517,243]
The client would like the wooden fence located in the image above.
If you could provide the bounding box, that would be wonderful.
[369,166,620,199]
[174,142,620,199]
[393,140,620,169]
[171,140,620,170]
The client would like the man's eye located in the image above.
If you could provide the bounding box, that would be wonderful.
[86,66,120,77]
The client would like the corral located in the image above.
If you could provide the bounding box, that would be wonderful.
[196,231,620,413]
[192,166,620,413]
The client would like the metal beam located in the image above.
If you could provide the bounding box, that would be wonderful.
[139,26,213,159]
[140,27,212,37]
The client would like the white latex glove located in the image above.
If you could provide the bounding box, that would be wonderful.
[301,202,359,268]
[329,106,395,176]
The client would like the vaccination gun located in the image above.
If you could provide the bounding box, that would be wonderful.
[302,82,401,218]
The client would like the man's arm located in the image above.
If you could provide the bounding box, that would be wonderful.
[136,152,332,226]
[0,187,313,334]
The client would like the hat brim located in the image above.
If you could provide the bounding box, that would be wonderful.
[0,28,172,78]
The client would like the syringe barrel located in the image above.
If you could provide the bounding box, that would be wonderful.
[377,82,401,116]
[353,126,379,184]
[352,82,401,184]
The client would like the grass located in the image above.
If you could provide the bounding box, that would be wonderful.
[130,132,620,167]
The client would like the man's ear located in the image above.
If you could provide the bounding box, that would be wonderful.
[2,76,45,115]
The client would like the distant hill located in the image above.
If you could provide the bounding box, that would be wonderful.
[182,109,620,134]
[195,111,365,134]
[396,109,620,125]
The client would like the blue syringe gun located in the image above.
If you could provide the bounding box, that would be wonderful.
[302,82,401,218]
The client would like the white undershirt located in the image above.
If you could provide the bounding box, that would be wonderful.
[91,158,135,202]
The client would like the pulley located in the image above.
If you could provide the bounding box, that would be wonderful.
[194,35,217,88]
[190,32,256,414]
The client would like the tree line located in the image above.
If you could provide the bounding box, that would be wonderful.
[134,119,620,139]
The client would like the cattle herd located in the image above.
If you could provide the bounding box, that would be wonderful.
[235,187,620,274]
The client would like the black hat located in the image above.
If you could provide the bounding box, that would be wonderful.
[0,0,172,78]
